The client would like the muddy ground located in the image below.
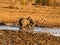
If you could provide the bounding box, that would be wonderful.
[0,30,59,45]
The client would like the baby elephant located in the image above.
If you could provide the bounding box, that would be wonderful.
[19,17,34,29]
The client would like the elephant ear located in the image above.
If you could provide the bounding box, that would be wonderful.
[19,18,23,26]
[30,19,34,24]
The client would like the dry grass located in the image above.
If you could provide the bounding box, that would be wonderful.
[0,0,60,27]
[0,6,60,27]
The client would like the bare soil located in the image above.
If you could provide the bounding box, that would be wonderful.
[0,5,60,27]
[0,30,60,45]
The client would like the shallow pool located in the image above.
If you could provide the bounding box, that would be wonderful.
[0,25,60,37]
[0,25,60,33]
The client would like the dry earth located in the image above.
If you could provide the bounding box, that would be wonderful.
[0,5,60,27]
[0,30,60,45]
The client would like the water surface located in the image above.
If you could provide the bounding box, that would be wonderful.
[0,25,60,37]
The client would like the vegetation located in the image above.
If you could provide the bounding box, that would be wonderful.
[20,0,28,5]
[35,0,50,6]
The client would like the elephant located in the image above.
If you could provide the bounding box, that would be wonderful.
[0,23,6,25]
[27,17,34,28]
[19,17,30,29]
[19,17,35,30]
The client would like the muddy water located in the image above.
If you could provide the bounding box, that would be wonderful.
[0,25,19,30]
[0,25,60,37]
[34,27,60,33]
[0,25,60,33]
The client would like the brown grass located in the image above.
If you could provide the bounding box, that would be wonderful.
[0,6,60,27]
[0,0,60,27]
